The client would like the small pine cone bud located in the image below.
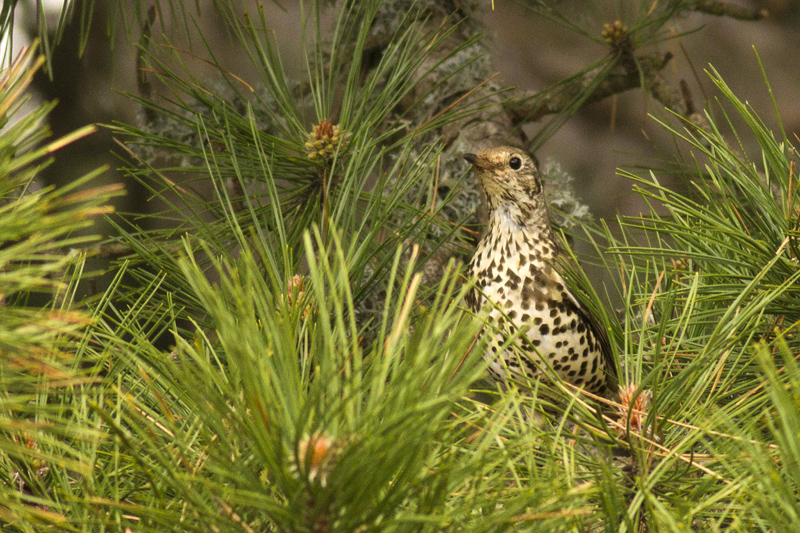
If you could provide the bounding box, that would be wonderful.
[303,119,349,165]
[292,431,352,486]
[15,434,48,474]
[279,274,314,319]
[615,383,652,437]
[286,274,304,304]
[601,21,627,45]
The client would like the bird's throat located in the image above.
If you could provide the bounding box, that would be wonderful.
[491,201,552,240]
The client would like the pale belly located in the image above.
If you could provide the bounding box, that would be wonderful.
[477,272,606,393]
[468,223,609,393]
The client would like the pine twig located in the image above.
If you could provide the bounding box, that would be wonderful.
[693,0,768,21]
[504,52,679,126]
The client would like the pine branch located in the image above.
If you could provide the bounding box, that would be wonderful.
[505,52,681,125]
[693,0,769,21]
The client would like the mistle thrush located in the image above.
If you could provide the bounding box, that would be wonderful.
[464,146,617,397]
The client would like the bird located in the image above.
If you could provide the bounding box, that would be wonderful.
[463,146,617,397]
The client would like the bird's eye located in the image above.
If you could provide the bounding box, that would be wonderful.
[509,156,522,170]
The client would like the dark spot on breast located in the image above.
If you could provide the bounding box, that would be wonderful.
[522,359,537,376]
[506,268,521,284]
[521,286,533,301]
[539,324,550,335]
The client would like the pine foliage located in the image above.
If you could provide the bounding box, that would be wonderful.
[1,1,798,532]
[0,45,122,528]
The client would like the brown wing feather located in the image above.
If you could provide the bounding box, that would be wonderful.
[464,285,479,313]
[552,250,619,396]
[572,295,618,393]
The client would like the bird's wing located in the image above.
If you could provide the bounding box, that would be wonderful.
[552,252,618,393]
[572,289,618,390]
[464,286,479,312]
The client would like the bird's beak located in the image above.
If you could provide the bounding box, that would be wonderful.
[463,152,489,171]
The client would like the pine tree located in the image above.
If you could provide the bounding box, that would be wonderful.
[2,1,798,531]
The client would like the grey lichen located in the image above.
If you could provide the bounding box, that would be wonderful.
[540,158,592,231]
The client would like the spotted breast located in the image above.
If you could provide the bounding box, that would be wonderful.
[464,146,616,396]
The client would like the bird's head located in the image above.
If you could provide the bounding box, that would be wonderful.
[463,146,547,225]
